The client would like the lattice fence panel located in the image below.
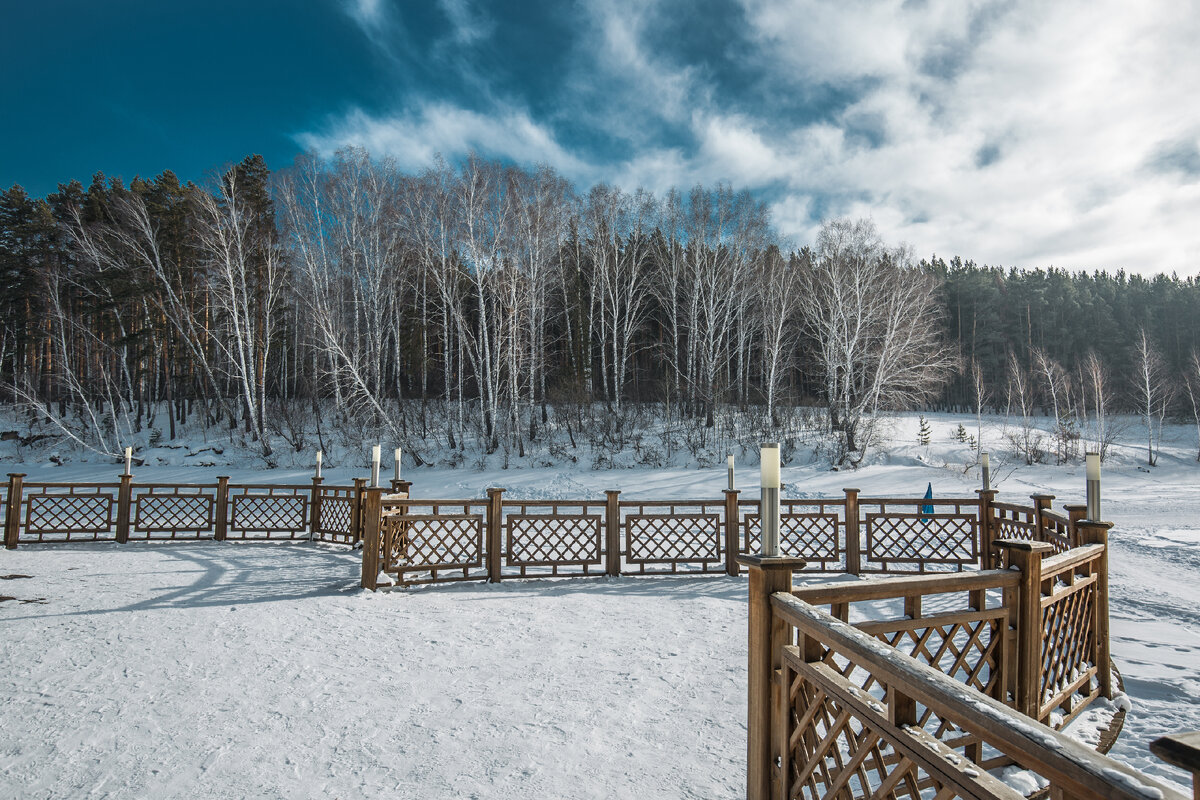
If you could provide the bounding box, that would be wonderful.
[993,513,1036,541]
[783,655,1016,800]
[385,514,484,571]
[743,513,840,563]
[230,494,308,536]
[507,515,602,566]
[1040,577,1098,715]
[868,615,1007,703]
[25,493,115,539]
[865,513,977,567]
[133,493,214,537]
[625,514,721,564]
[314,495,354,542]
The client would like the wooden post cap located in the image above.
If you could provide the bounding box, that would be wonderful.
[736,554,808,570]
[993,539,1055,553]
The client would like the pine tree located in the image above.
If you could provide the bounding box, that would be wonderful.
[918,416,932,446]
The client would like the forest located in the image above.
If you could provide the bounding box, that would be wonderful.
[2,149,1199,468]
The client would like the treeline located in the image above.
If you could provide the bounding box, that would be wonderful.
[0,149,1197,467]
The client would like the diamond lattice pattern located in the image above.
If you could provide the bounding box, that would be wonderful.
[994,515,1035,541]
[625,514,720,563]
[135,494,213,531]
[785,654,1002,800]
[391,514,483,570]
[507,515,602,565]
[866,514,977,563]
[316,497,352,534]
[27,494,113,533]
[874,618,1004,699]
[744,513,839,560]
[231,495,307,531]
[1041,579,1096,707]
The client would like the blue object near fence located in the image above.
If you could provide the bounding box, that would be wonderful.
[921,482,934,519]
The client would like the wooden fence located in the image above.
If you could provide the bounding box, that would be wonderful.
[737,517,1194,800]
[8,470,1196,796]
[2,472,411,547]
[356,487,1106,590]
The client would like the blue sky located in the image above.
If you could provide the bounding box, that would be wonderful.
[3,0,1199,273]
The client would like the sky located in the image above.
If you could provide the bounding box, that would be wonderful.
[3,0,1200,274]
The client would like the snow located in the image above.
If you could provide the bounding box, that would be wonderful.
[2,412,1198,797]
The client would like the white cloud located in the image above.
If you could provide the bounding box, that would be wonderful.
[729,0,1200,273]
[314,0,1200,274]
[346,0,383,29]
[297,103,593,178]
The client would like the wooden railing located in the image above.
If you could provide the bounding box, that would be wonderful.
[357,487,1104,590]
[2,471,412,547]
[739,546,1189,800]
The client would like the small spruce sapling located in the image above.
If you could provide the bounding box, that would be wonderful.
[918,416,932,446]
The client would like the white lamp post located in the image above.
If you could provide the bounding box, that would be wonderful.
[981,451,990,491]
[760,443,780,557]
[1086,451,1101,520]
[371,445,381,488]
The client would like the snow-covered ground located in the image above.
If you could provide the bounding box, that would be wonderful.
[2,413,1197,797]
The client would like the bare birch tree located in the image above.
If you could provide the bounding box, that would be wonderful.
[1131,328,1173,466]
[797,218,955,464]
[1184,349,1200,462]
[754,246,801,426]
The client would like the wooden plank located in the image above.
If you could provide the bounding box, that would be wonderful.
[1040,544,1105,579]
[791,569,1018,604]
[1150,733,1200,800]
[854,607,1007,636]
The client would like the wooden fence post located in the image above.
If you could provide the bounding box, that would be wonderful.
[738,553,808,800]
[605,490,621,577]
[486,488,504,583]
[1063,503,1086,547]
[1076,518,1114,699]
[115,473,133,544]
[390,479,412,495]
[1031,493,1055,543]
[844,488,861,575]
[997,539,1054,719]
[724,489,740,576]
[4,473,24,549]
[359,487,384,591]
[309,476,324,540]
[352,478,367,545]
[214,476,230,541]
[977,489,997,569]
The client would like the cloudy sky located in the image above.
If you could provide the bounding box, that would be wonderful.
[4,0,1199,273]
